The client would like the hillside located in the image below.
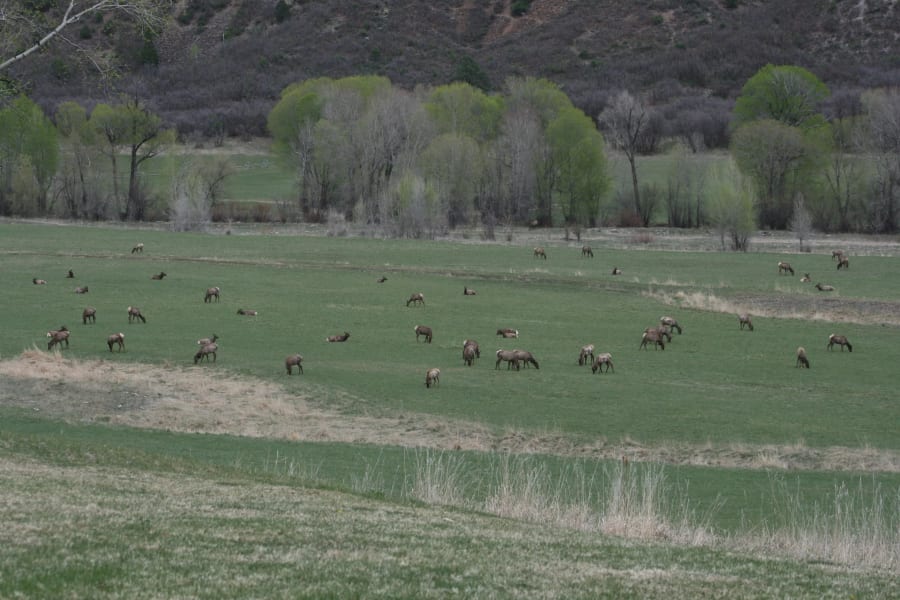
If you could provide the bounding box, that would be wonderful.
[10,0,900,138]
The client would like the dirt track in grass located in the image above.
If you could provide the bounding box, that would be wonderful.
[2,350,897,474]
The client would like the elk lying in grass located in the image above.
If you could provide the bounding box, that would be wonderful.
[496,328,518,339]
[151,272,167,280]
[127,306,146,323]
[800,273,811,282]
[815,283,835,292]
[778,261,795,275]
[194,342,217,364]
[33,278,47,285]
[644,326,672,343]
[325,331,350,342]
[832,250,844,261]
[591,352,614,373]
[796,346,810,368]
[46,327,70,350]
[82,307,96,324]
[414,325,433,343]
[463,286,476,295]
[581,245,593,258]
[513,349,539,369]
[74,286,89,294]
[640,329,665,350]
[837,256,850,270]
[611,267,622,275]
[237,308,258,316]
[827,334,853,352]
[533,247,547,259]
[406,292,425,307]
[660,316,682,334]
[285,354,304,375]
[197,334,219,346]
[377,276,388,283]
[578,344,595,366]
[107,332,125,352]
[204,286,221,303]
[67,270,74,278]
[131,243,144,254]
[739,314,754,331]
[425,367,441,388]
[495,349,520,370]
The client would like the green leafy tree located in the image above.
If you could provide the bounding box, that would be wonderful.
[707,160,756,251]
[732,64,830,132]
[0,95,58,215]
[418,133,482,228]
[56,100,103,218]
[425,82,503,143]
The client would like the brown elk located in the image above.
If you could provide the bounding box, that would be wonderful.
[591,352,614,373]
[204,286,221,303]
[496,328,518,339]
[533,247,547,259]
[827,334,853,352]
[738,314,754,331]
[581,245,593,258]
[463,339,480,359]
[377,276,388,283]
[837,256,850,270]
[796,346,810,368]
[82,307,96,324]
[640,329,665,350]
[107,332,125,352]
[463,344,477,366]
[46,327,70,350]
[611,267,622,275]
[778,261,795,275]
[463,286,477,295]
[197,334,219,346]
[831,250,844,261]
[66,270,74,278]
[325,331,350,342]
[131,243,144,254]
[151,272,167,280]
[194,342,217,364]
[127,306,146,323]
[406,292,425,307]
[425,367,441,388]
[659,316,682,334]
[285,354,304,375]
[800,273,811,283]
[237,308,258,316]
[644,326,672,343]
[74,286,89,294]
[414,325,433,343]
[815,283,835,292]
[578,344,595,366]
[512,349,540,369]
[495,349,520,370]
[33,278,47,285]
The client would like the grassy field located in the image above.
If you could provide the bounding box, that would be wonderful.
[1,221,899,596]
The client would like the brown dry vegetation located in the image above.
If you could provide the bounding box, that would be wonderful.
[2,350,898,474]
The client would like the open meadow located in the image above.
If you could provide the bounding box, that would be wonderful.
[1,221,899,597]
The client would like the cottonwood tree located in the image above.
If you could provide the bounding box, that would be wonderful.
[418,133,482,228]
[599,90,652,225]
[55,100,105,219]
[707,160,756,251]
[0,95,58,215]
[789,194,813,251]
[823,116,865,231]
[732,64,830,132]
[861,88,900,233]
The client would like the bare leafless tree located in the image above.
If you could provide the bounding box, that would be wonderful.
[599,90,651,225]
[790,194,814,251]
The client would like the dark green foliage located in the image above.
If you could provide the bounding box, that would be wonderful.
[452,56,491,91]
[78,25,93,40]
[511,0,532,17]
[274,0,290,23]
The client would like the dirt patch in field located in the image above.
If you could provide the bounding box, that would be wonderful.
[2,350,898,474]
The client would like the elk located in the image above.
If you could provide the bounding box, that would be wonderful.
[533,247,547,259]
[513,349,539,369]
[659,316,682,334]
[197,334,219,346]
[837,256,850,270]
[406,292,425,307]
[578,344,595,366]
[738,314,754,331]
[46,327,70,350]
[591,352,614,373]
[131,243,144,254]
[495,349,520,370]
[74,286,89,294]
[237,308,258,316]
[107,332,125,352]
[778,261,794,275]
[815,283,835,292]
[644,326,672,343]
[151,272,167,280]
[827,334,853,352]
[611,267,622,275]
[496,328,518,339]
[285,354,304,375]
[82,307,96,324]
[33,278,46,285]
[204,286,221,303]
[831,250,844,261]
[194,342,218,364]
[463,339,481,359]
[127,306,146,323]
[66,270,74,278]
[640,329,665,350]
[325,331,350,342]
[796,346,810,368]
[425,367,441,388]
[800,273,811,283]
[377,276,388,283]
[463,286,477,295]
[581,245,593,258]
[414,325,433,343]
[463,344,477,366]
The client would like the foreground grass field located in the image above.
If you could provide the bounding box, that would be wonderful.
[1,221,899,595]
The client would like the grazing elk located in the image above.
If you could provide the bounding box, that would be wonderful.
[533,247,547,259]
[127,306,146,323]
[46,327,70,350]
[463,286,477,296]
[82,307,96,324]
[778,261,795,275]
[237,308,258,316]
[815,283,835,292]
[837,256,850,270]
[463,344,477,366]
[414,325,433,343]
[107,332,125,352]
[406,292,425,307]
[739,314,754,331]
[74,286,89,294]
[131,243,144,254]
[285,354,304,375]
[194,342,218,364]
[591,352,614,373]
[831,250,844,261]
[495,349,520,370]
[197,334,219,346]
[640,329,665,350]
[796,346,810,368]
[496,328,519,339]
[33,278,47,285]
[463,339,481,359]
[660,316,682,334]
[151,272,167,280]
[800,273,811,283]
[204,286,221,303]
[377,276,388,283]
[513,349,539,369]
[325,331,350,342]
[66,270,74,278]
[827,334,853,352]
[611,267,622,275]
[578,344,595,366]
[644,326,672,343]
[581,245,594,258]
[425,368,441,388]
